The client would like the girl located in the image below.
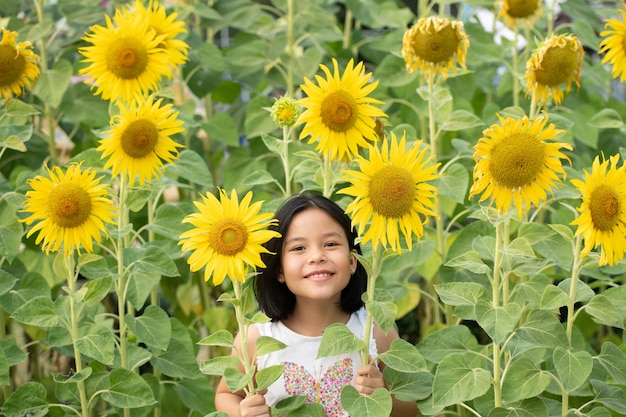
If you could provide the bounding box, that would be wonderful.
[215,194,420,417]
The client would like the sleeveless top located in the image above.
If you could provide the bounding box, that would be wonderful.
[256,307,377,417]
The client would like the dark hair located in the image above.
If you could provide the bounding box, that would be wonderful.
[255,194,367,321]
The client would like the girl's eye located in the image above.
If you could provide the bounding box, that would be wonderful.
[291,246,304,252]
[325,242,338,247]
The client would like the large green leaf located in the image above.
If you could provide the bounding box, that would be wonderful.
[365,288,397,334]
[164,149,214,187]
[590,379,626,413]
[435,282,485,307]
[317,323,365,359]
[488,398,549,417]
[514,310,568,349]
[501,357,551,402]
[378,338,426,373]
[341,385,392,417]
[553,347,592,392]
[151,338,201,379]
[255,364,284,392]
[76,324,115,365]
[432,353,491,407]
[585,294,624,329]
[101,369,157,408]
[10,295,59,327]
[199,356,240,376]
[417,325,482,363]
[172,377,216,415]
[475,300,522,344]
[126,305,172,352]
[383,368,433,402]
[32,59,72,108]
[1,381,48,417]
[596,342,626,385]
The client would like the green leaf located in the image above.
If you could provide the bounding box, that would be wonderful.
[365,288,397,333]
[585,294,624,329]
[378,338,426,372]
[557,278,594,303]
[317,323,365,359]
[224,366,252,392]
[0,348,8,386]
[0,124,32,152]
[540,284,570,310]
[131,246,180,277]
[151,338,201,379]
[164,149,214,187]
[475,300,522,344]
[82,276,112,306]
[514,310,568,349]
[0,336,28,367]
[260,133,284,155]
[10,295,59,327]
[244,95,276,139]
[417,325,482,363]
[32,59,72,108]
[255,336,287,356]
[101,369,157,408]
[203,113,239,146]
[125,305,172,352]
[383,368,433,401]
[0,221,22,262]
[591,379,626,413]
[596,342,626,385]
[588,108,624,129]
[445,251,491,274]
[144,203,188,240]
[241,169,281,187]
[52,367,92,384]
[434,163,469,204]
[198,329,234,347]
[3,99,39,117]
[0,270,17,296]
[255,364,284,392]
[1,381,48,417]
[488,397,549,417]
[199,356,240,376]
[432,353,491,407]
[273,398,324,417]
[172,377,216,415]
[501,357,551,402]
[553,347,592,392]
[435,282,485,307]
[439,109,485,131]
[76,325,115,365]
[340,385,392,417]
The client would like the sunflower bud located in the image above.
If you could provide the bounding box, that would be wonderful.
[270,96,300,127]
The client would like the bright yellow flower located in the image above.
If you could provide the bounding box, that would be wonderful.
[0,29,40,102]
[495,0,542,28]
[470,114,572,218]
[402,16,469,80]
[20,163,116,255]
[571,154,626,266]
[599,4,626,82]
[117,0,189,69]
[79,13,171,103]
[525,34,584,106]
[297,58,387,162]
[340,132,440,253]
[98,94,185,186]
[179,189,280,285]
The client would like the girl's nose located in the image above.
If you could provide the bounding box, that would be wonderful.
[308,248,326,263]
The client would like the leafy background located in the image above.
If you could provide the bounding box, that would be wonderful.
[1,0,626,416]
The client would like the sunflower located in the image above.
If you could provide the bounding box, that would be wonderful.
[599,5,626,82]
[571,154,626,266]
[401,16,469,80]
[340,132,440,253]
[117,0,189,69]
[98,94,184,186]
[0,29,40,102]
[271,95,300,127]
[79,13,171,103]
[297,58,387,162]
[20,163,116,255]
[469,113,572,218]
[525,34,584,106]
[495,0,542,28]
[179,189,280,285]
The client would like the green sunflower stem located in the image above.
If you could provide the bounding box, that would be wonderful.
[492,219,505,408]
[322,156,333,198]
[286,0,295,98]
[282,126,292,196]
[232,278,256,395]
[66,255,90,417]
[566,235,583,343]
[360,245,382,366]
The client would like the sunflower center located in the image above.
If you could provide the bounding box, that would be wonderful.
[488,133,546,188]
[411,24,459,64]
[320,90,358,132]
[589,185,620,232]
[507,0,540,18]
[368,165,415,218]
[48,184,92,228]
[533,45,579,86]
[209,219,248,256]
[106,37,149,80]
[121,119,159,158]
[0,45,26,87]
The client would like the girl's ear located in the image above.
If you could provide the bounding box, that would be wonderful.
[277,272,285,283]
[349,250,358,274]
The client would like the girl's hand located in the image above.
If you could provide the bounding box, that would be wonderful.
[240,393,270,417]
[355,364,386,395]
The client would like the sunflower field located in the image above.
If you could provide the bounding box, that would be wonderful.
[2,0,626,416]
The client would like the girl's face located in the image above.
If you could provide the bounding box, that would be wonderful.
[279,207,357,305]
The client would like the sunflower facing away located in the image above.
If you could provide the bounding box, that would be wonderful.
[0,29,40,102]
[340,132,440,253]
[98,94,184,186]
[599,4,626,82]
[470,114,572,218]
[79,13,171,103]
[401,16,469,80]
[118,0,189,69]
[297,58,387,162]
[495,0,542,28]
[20,163,116,255]
[179,189,280,285]
[571,154,626,266]
[525,34,584,106]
